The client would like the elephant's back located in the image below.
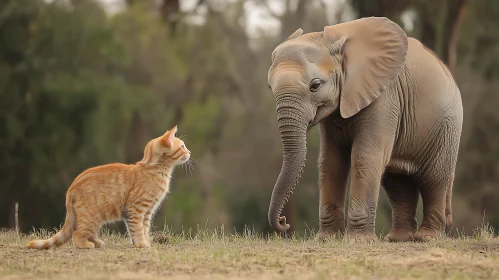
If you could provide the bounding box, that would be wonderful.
[404,37,463,127]
[387,38,463,175]
[387,38,463,174]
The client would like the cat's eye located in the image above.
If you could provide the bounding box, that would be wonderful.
[309,78,322,92]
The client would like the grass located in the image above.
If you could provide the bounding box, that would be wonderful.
[1,226,499,280]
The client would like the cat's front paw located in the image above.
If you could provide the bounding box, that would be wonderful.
[134,240,151,248]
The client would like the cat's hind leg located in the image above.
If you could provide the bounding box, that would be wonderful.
[88,224,105,248]
[72,211,101,249]
[89,233,105,248]
[72,228,95,249]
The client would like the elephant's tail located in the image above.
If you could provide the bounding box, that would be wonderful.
[445,180,453,233]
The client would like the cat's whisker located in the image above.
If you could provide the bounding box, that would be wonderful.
[189,158,199,166]
[187,161,193,175]
[182,160,193,176]
[188,161,194,174]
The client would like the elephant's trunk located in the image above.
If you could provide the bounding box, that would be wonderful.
[268,96,308,233]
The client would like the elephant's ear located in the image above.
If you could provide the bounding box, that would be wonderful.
[287,28,303,40]
[323,17,408,118]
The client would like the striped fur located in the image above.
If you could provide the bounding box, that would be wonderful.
[27,126,190,249]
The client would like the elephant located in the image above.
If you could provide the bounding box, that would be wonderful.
[267,17,463,242]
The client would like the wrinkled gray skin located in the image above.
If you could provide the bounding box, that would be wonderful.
[267,17,463,242]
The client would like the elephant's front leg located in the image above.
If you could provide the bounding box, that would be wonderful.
[316,126,350,241]
[347,140,390,241]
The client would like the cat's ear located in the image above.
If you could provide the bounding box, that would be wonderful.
[160,125,177,147]
[170,125,178,136]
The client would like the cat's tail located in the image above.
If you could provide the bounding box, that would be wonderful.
[27,194,76,250]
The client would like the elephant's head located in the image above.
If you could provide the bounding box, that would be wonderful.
[267,17,408,233]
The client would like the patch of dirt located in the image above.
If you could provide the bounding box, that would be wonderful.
[2,231,499,279]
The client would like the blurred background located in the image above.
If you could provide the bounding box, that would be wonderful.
[1,0,497,236]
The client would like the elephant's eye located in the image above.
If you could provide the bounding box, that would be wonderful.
[309,78,322,92]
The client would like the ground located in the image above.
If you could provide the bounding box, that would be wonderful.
[1,227,499,280]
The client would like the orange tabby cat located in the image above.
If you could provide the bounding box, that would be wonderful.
[27,126,190,249]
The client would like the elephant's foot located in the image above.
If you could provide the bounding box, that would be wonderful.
[346,232,378,244]
[315,230,342,242]
[384,228,415,242]
[413,227,442,242]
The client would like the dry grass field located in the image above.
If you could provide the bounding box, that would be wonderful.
[1,227,499,280]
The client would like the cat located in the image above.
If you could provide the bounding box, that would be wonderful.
[27,126,190,249]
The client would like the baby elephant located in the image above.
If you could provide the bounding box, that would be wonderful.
[266,17,462,242]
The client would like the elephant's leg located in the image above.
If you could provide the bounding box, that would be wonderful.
[415,117,460,241]
[346,140,391,242]
[414,177,449,241]
[382,174,419,242]
[316,125,350,241]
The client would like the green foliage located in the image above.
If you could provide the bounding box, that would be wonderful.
[0,0,241,233]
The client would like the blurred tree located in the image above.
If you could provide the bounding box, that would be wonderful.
[0,0,119,230]
[160,0,180,33]
[0,0,39,229]
[351,0,409,22]
[452,0,499,230]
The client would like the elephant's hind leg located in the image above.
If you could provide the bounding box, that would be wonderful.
[415,117,460,241]
[413,176,449,241]
[382,173,418,242]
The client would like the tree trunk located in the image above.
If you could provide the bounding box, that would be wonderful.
[124,0,136,6]
[440,0,468,74]
[125,111,146,164]
[350,0,409,26]
[419,18,437,51]
[417,0,467,72]
[279,0,306,41]
[160,0,180,35]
